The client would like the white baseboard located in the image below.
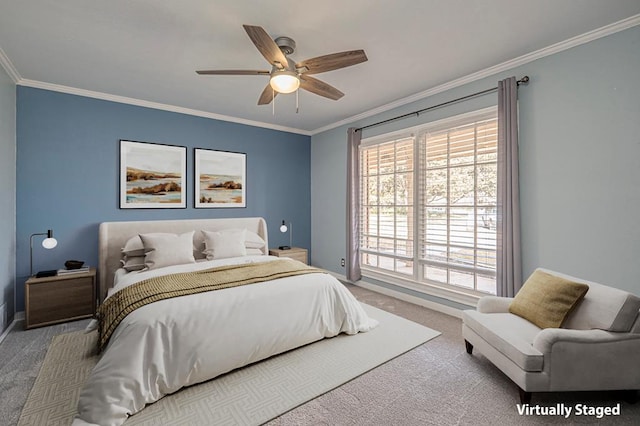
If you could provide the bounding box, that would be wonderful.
[0,311,24,346]
[0,324,10,345]
[328,271,463,319]
[355,280,463,319]
[0,302,6,336]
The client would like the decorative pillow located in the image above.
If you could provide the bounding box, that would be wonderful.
[121,235,146,257]
[120,255,146,272]
[202,229,247,260]
[246,248,264,256]
[139,231,196,270]
[244,230,266,249]
[199,228,265,250]
[509,270,589,329]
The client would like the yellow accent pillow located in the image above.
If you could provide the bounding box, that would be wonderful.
[509,270,589,329]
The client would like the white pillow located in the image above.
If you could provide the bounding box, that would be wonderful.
[202,229,247,260]
[244,230,266,249]
[139,231,196,270]
[200,228,265,250]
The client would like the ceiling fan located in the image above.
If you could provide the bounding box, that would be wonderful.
[196,25,368,105]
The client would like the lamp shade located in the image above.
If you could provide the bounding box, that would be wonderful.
[42,238,57,249]
[270,71,300,94]
[280,220,288,233]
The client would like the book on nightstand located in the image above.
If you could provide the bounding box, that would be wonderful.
[57,266,91,275]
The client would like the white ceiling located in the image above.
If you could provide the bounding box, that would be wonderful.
[1,1,639,135]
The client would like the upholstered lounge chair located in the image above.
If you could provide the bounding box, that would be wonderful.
[462,268,640,403]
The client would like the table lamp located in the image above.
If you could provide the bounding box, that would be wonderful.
[279,220,292,250]
[30,229,58,277]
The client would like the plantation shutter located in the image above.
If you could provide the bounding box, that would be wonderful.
[418,114,498,292]
[359,136,415,275]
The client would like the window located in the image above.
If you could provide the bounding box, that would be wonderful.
[359,108,498,296]
[360,136,414,276]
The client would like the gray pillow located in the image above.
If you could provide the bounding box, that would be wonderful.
[120,255,146,272]
[121,235,146,257]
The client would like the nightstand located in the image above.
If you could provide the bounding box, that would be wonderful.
[269,247,308,265]
[25,268,97,329]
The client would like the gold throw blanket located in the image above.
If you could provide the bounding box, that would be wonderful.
[97,259,324,352]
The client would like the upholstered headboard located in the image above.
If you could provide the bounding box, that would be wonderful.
[98,217,268,303]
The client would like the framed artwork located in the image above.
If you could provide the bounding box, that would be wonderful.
[119,140,187,209]
[194,149,246,208]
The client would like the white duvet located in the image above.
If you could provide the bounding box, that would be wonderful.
[73,255,378,426]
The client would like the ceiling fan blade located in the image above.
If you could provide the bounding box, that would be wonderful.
[243,25,288,69]
[299,75,344,100]
[196,70,270,75]
[296,50,367,75]
[257,83,278,105]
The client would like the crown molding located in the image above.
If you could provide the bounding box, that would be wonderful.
[310,14,640,135]
[4,14,639,137]
[0,46,21,83]
[16,79,312,136]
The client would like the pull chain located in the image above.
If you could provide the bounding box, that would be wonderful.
[296,89,299,114]
[272,88,275,116]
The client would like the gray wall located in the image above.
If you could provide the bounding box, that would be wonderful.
[0,66,16,332]
[311,25,640,303]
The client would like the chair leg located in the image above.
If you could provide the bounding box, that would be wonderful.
[518,387,532,404]
[464,340,473,354]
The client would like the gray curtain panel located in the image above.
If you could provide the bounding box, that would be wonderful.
[496,77,523,297]
[346,127,362,282]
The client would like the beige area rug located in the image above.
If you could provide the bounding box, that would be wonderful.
[18,304,440,426]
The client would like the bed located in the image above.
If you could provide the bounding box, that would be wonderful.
[73,217,377,426]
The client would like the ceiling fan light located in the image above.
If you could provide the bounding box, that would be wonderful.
[270,71,300,94]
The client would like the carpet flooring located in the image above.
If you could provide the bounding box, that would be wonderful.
[17,304,439,425]
[2,283,639,425]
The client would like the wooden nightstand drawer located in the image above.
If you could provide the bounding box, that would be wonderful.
[269,247,308,265]
[25,269,96,329]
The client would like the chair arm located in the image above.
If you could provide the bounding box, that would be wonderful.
[476,296,514,313]
[533,328,640,354]
[533,329,640,390]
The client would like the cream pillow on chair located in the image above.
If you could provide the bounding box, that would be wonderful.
[509,270,589,329]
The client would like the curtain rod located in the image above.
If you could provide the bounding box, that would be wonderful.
[355,76,530,133]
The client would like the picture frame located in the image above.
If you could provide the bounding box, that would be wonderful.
[119,140,187,209]
[194,148,246,208]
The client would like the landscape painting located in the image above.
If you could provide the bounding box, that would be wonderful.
[120,140,187,208]
[195,149,246,208]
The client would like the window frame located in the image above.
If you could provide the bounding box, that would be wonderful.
[359,107,498,304]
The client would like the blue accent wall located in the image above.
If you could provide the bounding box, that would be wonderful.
[16,87,310,311]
